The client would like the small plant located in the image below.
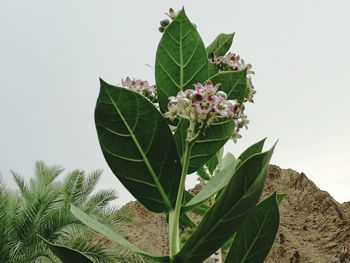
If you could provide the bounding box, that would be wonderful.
[47,8,281,263]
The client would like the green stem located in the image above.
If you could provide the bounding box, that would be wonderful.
[169,140,193,259]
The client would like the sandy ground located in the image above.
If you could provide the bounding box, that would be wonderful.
[119,165,350,262]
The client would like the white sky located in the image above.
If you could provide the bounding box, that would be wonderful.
[1,0,349,205]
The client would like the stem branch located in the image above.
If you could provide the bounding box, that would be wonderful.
[169,140,193,259]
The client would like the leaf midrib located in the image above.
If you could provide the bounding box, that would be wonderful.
[227,71,245,98]
[180,17,184,89]
[239,204,272,262]
[103,87,172,210]
[207,35,232,56]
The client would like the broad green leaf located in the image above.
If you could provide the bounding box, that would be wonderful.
[183,153,238,211]
[209,63,219,78]
[155,8,209,113]
[70,205,169,262]
[206,33,234,77]
[225,192,281,263]
[95,79,181,213]
[183,191,210,217]
[210,68,248,103]
[238,138,266,164]
[206,33,235,57]
[175,119,234,173]
[175,144,275,263]
[41,236,94,263]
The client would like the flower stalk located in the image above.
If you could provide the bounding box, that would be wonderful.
[169,138,194,259]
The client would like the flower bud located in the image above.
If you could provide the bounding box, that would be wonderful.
[160,19,170,27]
[169,8,177,19]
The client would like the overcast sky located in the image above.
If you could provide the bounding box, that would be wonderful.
[1,0,349,205]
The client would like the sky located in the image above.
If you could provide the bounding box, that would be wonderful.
[0,0,349,205]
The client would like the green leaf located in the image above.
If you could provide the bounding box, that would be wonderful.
[183,153,238,211]
[155,8,209,113]
[206,33,235,57]
[197,166,211,180]
[209,63,219,78]
[70,205,169,262]
[174,119,234,174]
[238,138,266,164]
[210,68,248,103]
[276,192,286,205]
[225,192,281,263]
[40,236,95,263]
[196,151,221,181]
[175,144,276,263]
[95,79,182,213]
[206,33,234,77]
[183,191,210,217]
[206,153,219,174]
[180,213,196,228]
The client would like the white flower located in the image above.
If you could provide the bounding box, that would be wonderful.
[231,130,242,143]
[121,77,158,103]
[209,53,256,103]
[164,80,252,142]
[164,80,242,123]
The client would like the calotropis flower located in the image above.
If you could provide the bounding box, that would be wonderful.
[121,77,158,103]
[164,80,249,141]
[164,81,238,122]
[209,52,256,103]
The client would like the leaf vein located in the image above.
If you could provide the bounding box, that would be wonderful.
[183,42,200,68]
[161,46,181,67]
[158,62,181,89]
[183,63,207,88]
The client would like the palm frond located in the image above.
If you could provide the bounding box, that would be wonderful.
[83,189,118,215]
[11,171,28,196]
[33,160,63,187]
[83,170,103,197]
[62,170,85,207]
[1,162,127,263]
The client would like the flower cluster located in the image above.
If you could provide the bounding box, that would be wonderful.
[121,77,158,103]
[231,104,249,143]
[164,81,237,122]
[209,52,256,103]
[164,81,249,141]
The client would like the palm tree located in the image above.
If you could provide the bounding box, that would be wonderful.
[0,180,18,262]
[0,161,146,263]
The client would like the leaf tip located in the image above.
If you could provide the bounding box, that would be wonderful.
[270,140,278,151]
[276,192,286,205]
[99,77,107,86]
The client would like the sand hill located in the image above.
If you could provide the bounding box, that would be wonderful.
[120,165,350,262]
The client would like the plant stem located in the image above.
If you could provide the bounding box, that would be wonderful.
[169,140,193,259]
